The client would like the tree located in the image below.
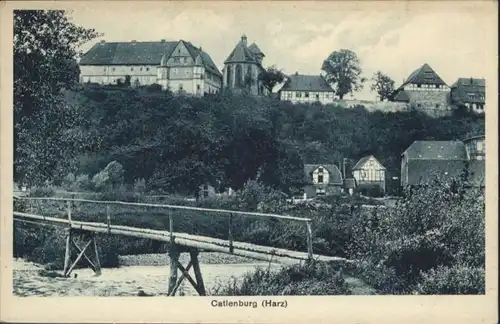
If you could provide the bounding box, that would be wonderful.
[371,71,395,101]
[258,65,286,92]
[14,10,100,185]
[321,49,366,99]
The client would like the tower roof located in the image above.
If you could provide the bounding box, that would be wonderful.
[401,63,447,87]
[248,42,264,56]
[224,36,262,65]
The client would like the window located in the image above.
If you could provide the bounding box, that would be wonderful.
[112,67,115,72]
[318,175,324,184]
[316,94,320,100]
[172,68,178,75]
[417,103,421,108]
[476,141,484,152]
[103,67,107,72]
[173,57,180,63]
[146,67,150,71]
[131,67,134,71]
[316,188,326,196]
[305,92,309,98]
[140,67,143,71]
[296,92,302,98]
[318,167,323,172]
[435,104,440,108]
[179,84,183,91]
[185,70,189,76]
[197,84,201,90]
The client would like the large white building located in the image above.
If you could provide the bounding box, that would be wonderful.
[78,39,222,95]
[278,73,335,104]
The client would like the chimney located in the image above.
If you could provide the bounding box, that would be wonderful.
[241,34,247,46]
[295,72,299,76]
[199,46,202,52]
[131,40,137,43]
[160,39,166,42]
[100,40,105,44]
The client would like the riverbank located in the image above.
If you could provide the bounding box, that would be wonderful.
[13,253,376,296]
[12,254,281,297]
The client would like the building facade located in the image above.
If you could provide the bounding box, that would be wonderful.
[400,141,469,187]
[351,155,386,195]
[450,78,486,114]
[79,39,222,95]
[222,35,270,95]
[462,134,485,161]
[303,164,343,198]
[279,73,335,104]
[390,63,452,117]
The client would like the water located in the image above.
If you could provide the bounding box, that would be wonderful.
[13,258,280,297]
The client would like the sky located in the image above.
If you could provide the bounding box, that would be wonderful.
[68,1,497,100]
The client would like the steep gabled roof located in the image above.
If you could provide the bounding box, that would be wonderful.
[224,39,258,64]
[450,77,486,104]
[79,40,222,77]
[304,164,343,184]
[401,63,447,87]
[402,141,468,160]
[280,74,334,92]
[248,43,264,56]
[352,155,386,170]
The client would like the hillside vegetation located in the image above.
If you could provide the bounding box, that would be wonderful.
[20,84,484,197]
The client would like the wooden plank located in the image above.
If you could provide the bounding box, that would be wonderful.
[67,201,72,223]
[93,235,102,275]
[71,237,97,272]
[17,197,311,222]
[228,214,234,254]
[167,248,179,296]
[14,212,350,264]
[306,221,313,260]
[169,260,193,296]
[176,261,200,295]
[190,250,206,296]
[66,239,93,277]
[63,229,72,277]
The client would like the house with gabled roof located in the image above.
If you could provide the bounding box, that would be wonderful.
[450,77,486,114]
[278,73,335,104]
[352,155,386,195]
[79,39,222,95]
[390,63,452,117]
[222,35,270,95]
[401,141,469,187]
[303,164,343,198]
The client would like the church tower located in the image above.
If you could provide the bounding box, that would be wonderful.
[222,34,268,95]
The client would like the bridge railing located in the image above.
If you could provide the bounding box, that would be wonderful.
[13,196,315,259]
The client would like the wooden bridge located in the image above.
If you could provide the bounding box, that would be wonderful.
[13,196,348,296]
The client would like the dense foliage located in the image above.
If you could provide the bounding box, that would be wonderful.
[13,10,100,185]
[46,85,484,197]
[371,71,396,101]
[321,49,367,99]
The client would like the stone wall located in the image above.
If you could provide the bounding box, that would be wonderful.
[331,100,409,113]
[406,90,453,117]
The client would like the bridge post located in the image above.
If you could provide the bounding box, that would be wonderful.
[167,246,180,295]
[63,229,72,277]
[306,220,313,261]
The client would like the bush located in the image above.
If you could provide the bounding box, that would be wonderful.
[415,264,485,294]
[29,185,55,197]
[211,262,352,296]
[133,178,146,194]
[348,179,485,293]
